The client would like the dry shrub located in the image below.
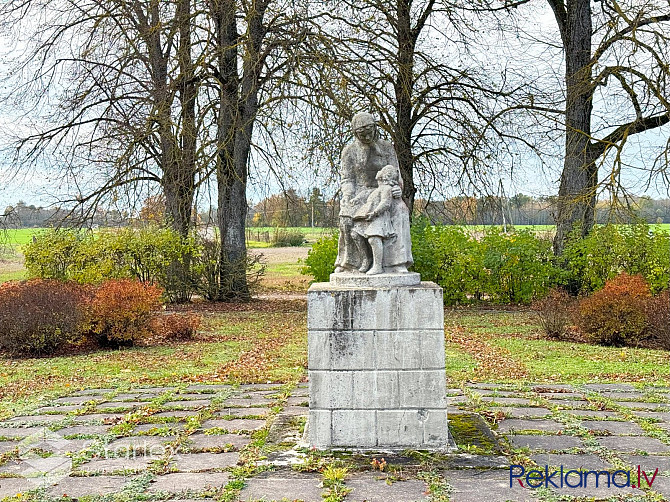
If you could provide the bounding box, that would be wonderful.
[578,273,650,347]
[86,279,163,347]
[533,288,575,339]
[0,279,87,356]
[150,313,201,342]
[646,290,670,350]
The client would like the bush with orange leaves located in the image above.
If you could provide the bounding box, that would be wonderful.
[0,279,87,356]
[577,273,651,347]
[149,313,201,342]
[86,279,163,347]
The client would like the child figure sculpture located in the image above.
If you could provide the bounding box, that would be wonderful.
[352,164,402,275]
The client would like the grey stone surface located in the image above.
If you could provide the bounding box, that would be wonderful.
[183,433,250,451]
[480,397,533,406]
[0,441,18,453]
[217,407,270,417]
[223,397,271,407]
[163,399,212,409]
[530,453,612,470]
[497,407,551,418]
[57,425,110,436]
[330,272,421,287]
[49,475,129,497]
[443,469,540,502]
[76,455,151,473]
[596,436,670,453]
[559,409,620,418]
[583,383,637,392]
[173,452,239,472]
[632,411,670,420]
[581,420,644,435]
[0,477,38,497]
[497,419,565,433]
[133,423,183,433]
[107,435,176,455]
[53,395,98,405]
[509,434,582,451]
[0,456,72,476]
[308,281,448,449]
[149,472,230,493]
[7,414,68,424]
[152,410,194,419]
[345,473,429,501]
[614,401,669,410]
[70,412,125,423]
[0,426,50,439]
[239,471,325,502]
[98,401,149,410]
[619,454,670,469]
[201,419,266,432]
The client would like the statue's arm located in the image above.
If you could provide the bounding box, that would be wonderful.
[340,148,356,209]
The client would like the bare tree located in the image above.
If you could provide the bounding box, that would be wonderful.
[544,0,670,252]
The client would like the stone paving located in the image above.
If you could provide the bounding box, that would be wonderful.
[0,382,668,501]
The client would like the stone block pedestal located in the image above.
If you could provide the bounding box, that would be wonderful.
[307,281,449,449]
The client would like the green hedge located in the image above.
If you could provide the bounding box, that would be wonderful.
[300,222,670,305]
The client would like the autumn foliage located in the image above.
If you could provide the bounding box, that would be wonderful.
[150,313,200,342]
[85,279,163,347]
[533,288,575,339]
[0,279,87,356]
[577,273,651,347]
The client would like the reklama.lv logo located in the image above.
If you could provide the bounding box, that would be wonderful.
[510,465,659,489]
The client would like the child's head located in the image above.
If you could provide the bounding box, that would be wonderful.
[376,165,399,184]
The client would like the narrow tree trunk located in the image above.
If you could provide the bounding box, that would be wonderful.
[553,0,597,254]
[213,0,250,300]
[394,0,417,214]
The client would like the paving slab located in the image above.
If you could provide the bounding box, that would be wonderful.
[75,455,151,473]
[285,396,308,407]
[559,409,620,419]
[648,475,670,497]
[345,472,429,501]
[53,396,99,405]
[106,435,176,456]
[0,477,44,497]
[164,400,212,409]
[57,425,110,437]
[443,469,540,502]
[73,388,114,395]
[201,419,265,432]
[172,393,216,401]
[0,441,18,454]
[537,392,584,400]
[70,413,125,423]
[217,407,270,418]
[98,400,152,410]
[237,383,284,391]
[0,426,49,439]
[583,384,638,392]
[183,433,251,451]
[619,454,670,471]
[0,456,72,476]
[7,414,68,424]
[34,406,84,414]
[497,419,565,433]
[614,401,669,411]
[223,397,272,407]
[133,423,184,433]
[547,399,592,408]
[186,384,233,392]
[597,436,670,453]
[497,407,551,418]
[49,475,129,497]
[173,452,239,472]
[481,397,533,406]
[509,435,583,451]
[632,411,670,421]
[238,471,325,502]
[581,420,644,435]
[152,410,194,419]
[596,391,650,400]
[20,438,94,454]
[530,453,612,470]
[149,471,230,493]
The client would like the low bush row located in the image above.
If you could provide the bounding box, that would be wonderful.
[535,274,670,350]
[0,279,200,356]
[23,226,265,303]
[301,222,670,305]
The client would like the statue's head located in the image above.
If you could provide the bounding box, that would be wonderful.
[376,164,399,184]
[351,112,377,145]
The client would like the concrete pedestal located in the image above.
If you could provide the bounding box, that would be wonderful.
[307,280,449,449]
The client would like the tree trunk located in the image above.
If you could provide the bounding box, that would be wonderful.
[553,0,596,254]
[394,0,417,214]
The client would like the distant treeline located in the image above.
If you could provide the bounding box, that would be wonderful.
[2,201,127,228]
[5,193,670,229]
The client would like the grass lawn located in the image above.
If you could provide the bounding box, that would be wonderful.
[1,301,667,421]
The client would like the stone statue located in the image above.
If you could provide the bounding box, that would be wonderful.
[334,112,413,275]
